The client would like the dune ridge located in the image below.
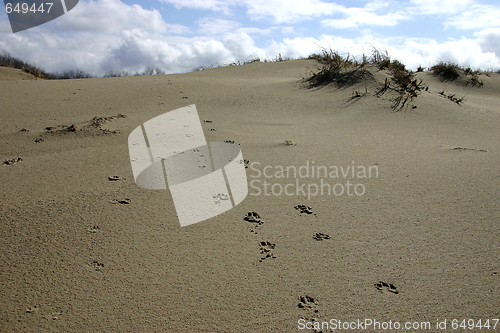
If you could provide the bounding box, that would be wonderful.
[1,60,499,332]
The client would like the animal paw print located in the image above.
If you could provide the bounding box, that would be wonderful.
[298,295,318,311]
[44,312,62,320]
[3,157,22,166]
[213,193,230,204]
[26,305,39,314]
[88,225,100,233]
[374,281,399,294]
[110,198,130,204]
[259,241,276,261]
[295,205,314,215]
[91,260,104,271]
[245,212,264,233]
[312,233,330,241]
[244,212,263,224]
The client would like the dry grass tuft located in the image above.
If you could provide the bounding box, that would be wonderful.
[307,47,426,111]
[431,62,461,80]
[307,48,370,88]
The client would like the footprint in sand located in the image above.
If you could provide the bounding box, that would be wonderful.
[374,281,399,294]
[244,212,263,224]
[245,212,264,233]
[44,124,77,133]
[3,157,22,166]
[110,198,131,204]
[91,260,104,271]
[312,233,330,241]
[244,211,262,223]
[294,205,315,215]
[298,295,318,312]
[44,312,62,320]
[26,305,39,314]
[203,120,212,123]
[34,137,44,143]
[87,225,100,233]
[451,147,487,152]
[259,241,276,262]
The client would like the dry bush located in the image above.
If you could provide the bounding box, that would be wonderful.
[307,48,367,88]
[431,62,461,80]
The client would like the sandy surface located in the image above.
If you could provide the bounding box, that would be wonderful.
[1,60,499,332]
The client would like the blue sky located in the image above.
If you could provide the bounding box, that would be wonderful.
[1,0,499,76]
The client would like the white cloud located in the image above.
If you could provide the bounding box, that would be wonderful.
[162,0,411,27]
[197,18,241,35]
[322,1,411,29]
[52,0,171,34]
[410,0,473,15]
[322,10,409,29]
[224,31,266,60]
[444,4,500,30]
[475,28,500,58]
[160,0,236,15]
[379,37,500,70]
[243,0,343,23]
[161,0,343,23]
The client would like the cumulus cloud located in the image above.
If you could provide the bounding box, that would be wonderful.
[197,18,241,35]
[389,38,500,70]
[160,0,236,15]
[322,6,410,29]
[52,0,171,34]
[161,0,408,26]
[444,4,500,30]
[410,0,474,15]
[243,0,343,23]
[161,0,343,23]
[475,28,500,59]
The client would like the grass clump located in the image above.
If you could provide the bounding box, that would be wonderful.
[431,61,485,87]
[431,61,461,80]
[371,49,391,70]
[465,72,484,87]
[371,50,426,111]
[307,48,368,88]
[386,60,425,111]
[307,47,426,111]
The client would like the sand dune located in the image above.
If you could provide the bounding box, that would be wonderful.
[1,61,499,332]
